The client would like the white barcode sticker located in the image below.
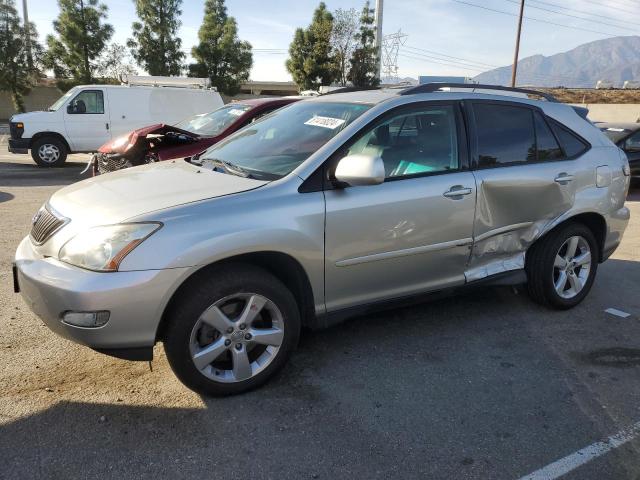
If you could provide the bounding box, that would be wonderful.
[304,116,346,129]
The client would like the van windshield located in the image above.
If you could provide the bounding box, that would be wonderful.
[175,104,252,136]
[199,101,371,180]
[49,88,78,112]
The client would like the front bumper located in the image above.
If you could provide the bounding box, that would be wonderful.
[14,236,189,358]
[8,137,29,154]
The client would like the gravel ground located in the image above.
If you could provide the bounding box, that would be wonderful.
[1,152,639,480]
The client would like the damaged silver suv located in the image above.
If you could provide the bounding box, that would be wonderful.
[14,84,631,396]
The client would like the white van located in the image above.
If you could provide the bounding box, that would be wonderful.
[8,77,223,167]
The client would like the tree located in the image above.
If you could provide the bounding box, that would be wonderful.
[286,2,336,90]
[0,0,41,111]
[128,0,185,76]
[331,8,358,87]
[188,0,252,96]
[44,0,113,83]
[348,1,379,88]
[96,43,138,82]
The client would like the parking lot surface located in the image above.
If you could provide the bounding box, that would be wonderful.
[1,152,639,479]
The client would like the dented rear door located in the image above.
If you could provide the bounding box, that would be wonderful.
[465,101,581,281]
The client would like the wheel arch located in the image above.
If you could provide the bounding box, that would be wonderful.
[31,131,71,152]
[534,212,607,263]
[156,251,317,342]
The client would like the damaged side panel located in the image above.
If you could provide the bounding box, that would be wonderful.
[466,160,581,282]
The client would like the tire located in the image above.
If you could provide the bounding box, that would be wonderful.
[163,264,301,396]
[526,222,598,310]
[31,136,68,167]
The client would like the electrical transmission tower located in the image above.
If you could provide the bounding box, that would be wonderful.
[381,30,408,83]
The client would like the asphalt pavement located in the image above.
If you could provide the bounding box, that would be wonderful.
[0,152,639,480]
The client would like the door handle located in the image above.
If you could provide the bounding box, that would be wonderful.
[105,123,109,130]
[443,186,473,199]
[554,173,574,184]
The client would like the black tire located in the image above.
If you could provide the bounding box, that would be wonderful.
[526,222,598,310]
[30,136,68,167]
[163,264,301,396]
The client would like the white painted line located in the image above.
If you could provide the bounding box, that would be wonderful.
[605,308,631,318]
[518,420,640,480]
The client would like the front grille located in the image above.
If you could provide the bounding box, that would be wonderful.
[95,153,132,174]
[30,207,66,245]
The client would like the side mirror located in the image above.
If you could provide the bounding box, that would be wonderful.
[334,154,385,187]
[66,103,74,114]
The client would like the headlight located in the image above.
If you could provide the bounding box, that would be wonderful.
[59,223,161,272]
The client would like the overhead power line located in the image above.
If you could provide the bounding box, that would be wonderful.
[528,0,640,26]
[452,0,617,37]
[397,53,485,72]
[403,44,501,68]
[580,0,640,18]
[503,0,640,33]
[400,48,498,70]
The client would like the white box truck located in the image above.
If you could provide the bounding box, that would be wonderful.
[8,76,224,167]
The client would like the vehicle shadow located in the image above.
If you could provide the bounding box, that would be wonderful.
[0,160,90,187]
[0,192,14,203]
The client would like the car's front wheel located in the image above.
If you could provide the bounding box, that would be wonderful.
[526,223,598,309]
[31,136,68,167]
[163,264,301,396]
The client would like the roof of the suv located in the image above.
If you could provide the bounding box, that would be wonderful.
[310,84,563,105]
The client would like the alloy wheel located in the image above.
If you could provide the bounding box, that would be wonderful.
[552,235,592,299]
[188,293,285,383]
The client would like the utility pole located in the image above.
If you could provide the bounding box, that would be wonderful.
[22,0,33,70]
[510,0,525,87]
[374,0,383,82]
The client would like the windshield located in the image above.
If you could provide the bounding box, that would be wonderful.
[49,88,79,111]
[175,104,252,136]
[199,101,371,179]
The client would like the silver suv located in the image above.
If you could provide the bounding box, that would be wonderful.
[14,84,631,396]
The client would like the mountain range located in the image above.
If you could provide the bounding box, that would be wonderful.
[474,36,640,88]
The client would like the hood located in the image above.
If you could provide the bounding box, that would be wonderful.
[98,123,200,154]
[11,111,56,122]
[49,160,268,225]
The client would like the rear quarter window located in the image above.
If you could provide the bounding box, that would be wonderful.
[548,120,589,158]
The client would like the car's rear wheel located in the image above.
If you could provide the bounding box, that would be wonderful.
[163,264,301,396]
[31,136,68,167]
[526,223,598,309]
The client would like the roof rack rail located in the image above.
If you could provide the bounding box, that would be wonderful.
[320,86,382,96]
[400,83,559,102]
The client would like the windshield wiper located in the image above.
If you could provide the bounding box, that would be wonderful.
[206,158,252,178]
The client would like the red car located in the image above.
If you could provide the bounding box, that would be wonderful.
[92,97,300,175]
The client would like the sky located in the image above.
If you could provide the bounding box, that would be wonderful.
[21,0,640,82]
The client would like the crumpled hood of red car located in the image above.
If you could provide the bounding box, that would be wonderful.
[98,123,200,153]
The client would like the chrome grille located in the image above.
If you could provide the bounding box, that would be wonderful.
[96,153,131,174]
[30,207,66,245]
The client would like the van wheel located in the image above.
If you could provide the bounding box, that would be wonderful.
[31,136,67,167]
[163,264,301,396]
[526,223,598,309]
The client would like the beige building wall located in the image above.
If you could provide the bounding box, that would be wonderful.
[0,86,63,120]
[576,104,640,123]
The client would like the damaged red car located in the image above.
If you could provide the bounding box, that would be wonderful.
[92,97,300,175]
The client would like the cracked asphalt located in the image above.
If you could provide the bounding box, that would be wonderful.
[0,152,639,479]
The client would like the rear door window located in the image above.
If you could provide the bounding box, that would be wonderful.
[473,103,536,168]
